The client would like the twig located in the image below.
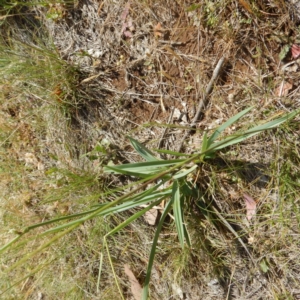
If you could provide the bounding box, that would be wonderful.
[157,107,175,149]
[100,85,161,98]
[158,40,186,46]
[177,57,226,152]
[192,57,225,126]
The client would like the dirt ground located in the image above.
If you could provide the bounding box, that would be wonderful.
[38,0,300,299]
[42,0,237,153]
[38,1,300,298]
[2,0,300,299]
[40,0,300,156]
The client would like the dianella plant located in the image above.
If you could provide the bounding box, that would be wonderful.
[1,106,299,299]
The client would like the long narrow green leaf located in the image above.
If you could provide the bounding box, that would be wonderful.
[207,106,253,146]
[201,131,208,152]
[22,207,100,232]
[43,183,170,235]
[0,235,22,254]
[97,192,171,216]
[208,108,300,151]
[104,159,185,177]
[173,164,197,179]
[107,199,162,237]
[112,181,166,201]
[100,181,163,206]
[173,181,185,248]
[2,184,164,246]
[43,196,167,235]
[92,181,165,205]
[183,220,191,247]
[105,159,185,171]
[154,149,189,157]
[245,109,300,131]
[103,165,168,178]
[142,199,173,300]
[128,137,159,162]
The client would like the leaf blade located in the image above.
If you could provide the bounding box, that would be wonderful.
[128,137,159,162]
[173,181,185,249]
[207,106,253,146]
[104,159,185,177]
[207,108,300,152]
[142,199,173,300]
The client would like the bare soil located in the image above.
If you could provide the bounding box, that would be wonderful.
[41,0,300,158]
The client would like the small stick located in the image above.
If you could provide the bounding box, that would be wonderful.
[177,56,226,152]
[157,107,174,149]
[158,40,186,46]
[192,57,225,126]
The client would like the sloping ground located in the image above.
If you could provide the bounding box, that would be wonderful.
[41,0,300,156]
[1,0,300,299]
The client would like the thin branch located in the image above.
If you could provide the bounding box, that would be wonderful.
[177,56,226,152]
[157,107,174,149]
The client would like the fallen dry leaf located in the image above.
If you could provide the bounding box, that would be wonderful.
[275,81,293,97]
[154,22,163,38]
[291,44,300,59]
[144,208,158,225]
[243,193,256,222]
[124,264,142,300]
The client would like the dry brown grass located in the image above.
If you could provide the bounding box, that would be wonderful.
[1,0,300,299]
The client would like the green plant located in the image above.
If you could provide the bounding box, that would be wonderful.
[1,106,299,299]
